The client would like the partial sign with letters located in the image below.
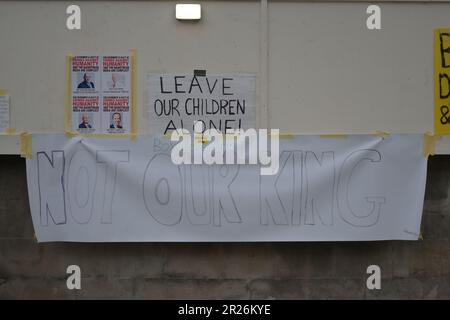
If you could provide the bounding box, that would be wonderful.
[435,29,450,134]
[147,74,256,135]
[0,90,10,133]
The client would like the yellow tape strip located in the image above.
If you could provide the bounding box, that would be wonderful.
[423,132,442,158]
[194,135,209,144]
[279,134,295,140]
[80,133,137,139]
[269,133,295,140]
[20,132,32,158]
[130,49,138,141]
[4,128,16,135]
[319,134,348,139]
[65,54,73,137]
[423,132,435,157]
[163,133,172,140]
[65,131,138,139]
[372,130,390,139]
[0,89,7,96]
[65,130,79,138]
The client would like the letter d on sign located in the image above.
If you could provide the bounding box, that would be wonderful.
[366,265,381,290]
[66,265,81,290]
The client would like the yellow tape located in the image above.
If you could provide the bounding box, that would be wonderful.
[423,132,442,158]
[130,49,138,141]
[372,130,390,139]
[4,128,16,135]
[279,134,295,140]
[423,132,435,157]
[0,89,7,96]
[194,135,209,144]
[65,130,79,138]
[20,132,32,158]
[269,133,295,140]
[319,134,348,139]
[80,133,137,139]
[65,54,73,134]
[419,232,424,240]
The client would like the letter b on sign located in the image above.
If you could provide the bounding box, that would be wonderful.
[366,265,381,290]
[66,265,81,290]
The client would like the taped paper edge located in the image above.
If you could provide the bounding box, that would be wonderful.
[319,134,348,139]
[65,132,137,139]
[65,130,78,138]
[423,132,442,158]
[20,132,32,158]
[4,128,16,135]
[270,133,295,140]
[372,130,390,139]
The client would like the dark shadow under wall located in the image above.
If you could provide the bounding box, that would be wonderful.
[0,155,449,299]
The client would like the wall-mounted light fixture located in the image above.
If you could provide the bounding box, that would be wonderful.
[176,4,201,21]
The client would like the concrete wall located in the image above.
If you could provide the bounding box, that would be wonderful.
[0,155,449,299]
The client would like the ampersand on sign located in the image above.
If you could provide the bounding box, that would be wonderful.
[440,105,450,125]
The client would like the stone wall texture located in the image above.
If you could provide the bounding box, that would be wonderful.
[0,155,449,299]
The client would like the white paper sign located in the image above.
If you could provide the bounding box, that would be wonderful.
[26,134,427,242]
[0,94,10,133]
[71,55,131,134]
[147,74,256,135]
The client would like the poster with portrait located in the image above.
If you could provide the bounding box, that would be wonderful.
[101,56,131,133]
[102,56,130,94]
[71,56,100,133]
[69,54,132,134]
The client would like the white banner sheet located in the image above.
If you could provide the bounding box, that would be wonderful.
[26,134,427,242]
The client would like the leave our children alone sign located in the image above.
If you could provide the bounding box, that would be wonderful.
[147,74,256,135]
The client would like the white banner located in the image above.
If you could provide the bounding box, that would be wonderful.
[26,134,427,242]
